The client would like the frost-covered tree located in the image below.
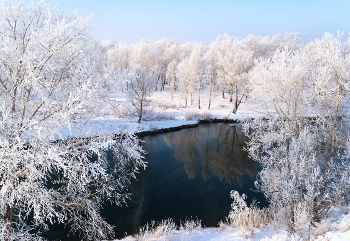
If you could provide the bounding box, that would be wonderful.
[187,42,205,109]
[176,57,191,107]
[203,43,218,109]
[0,1,145,240]
[244,33,350,238]
[243,33,301,62]
[166,59,178,100]
[130,39,159,90]
[126,67,154,123]
[164,42,180,99]
[215,34,253,113]
[106,42,131,71]
[95,40,116,71]
[154,38,177,91]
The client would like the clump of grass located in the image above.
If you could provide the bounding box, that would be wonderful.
[184,110,213,121]
[142,110,176,121]
[179,218,202,233]
[134,218,202,240]
[152,100,170,110]
[135,218,176,240]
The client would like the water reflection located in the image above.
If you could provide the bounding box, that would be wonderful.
[44,123,264,240]
[143,124,258,185]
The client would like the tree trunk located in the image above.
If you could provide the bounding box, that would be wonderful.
[138,102,143,123]
[184,85,187,107]
[137,115,142,123]
[208,81,212,109]
[232,85,245,114]
[5,204,15,224]
[171,81,174,100]
[198,81,201,109]
[190,89,193,105]
[222,84,225,98]
[285,136,295,234]
[4,201,16,241]
[11,86,17,114]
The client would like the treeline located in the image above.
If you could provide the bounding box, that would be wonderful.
[94,33,301,112]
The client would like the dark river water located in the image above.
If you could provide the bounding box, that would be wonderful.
[43,123,266,240]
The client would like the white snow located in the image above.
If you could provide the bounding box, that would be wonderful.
[66,87,265,139]
[116,223,350,241]
[116,227,350,241]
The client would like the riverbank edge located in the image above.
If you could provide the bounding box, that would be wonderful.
[135,118,240,137]
[134,115,327,137]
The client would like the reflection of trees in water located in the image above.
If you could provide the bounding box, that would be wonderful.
[161,124,258,185]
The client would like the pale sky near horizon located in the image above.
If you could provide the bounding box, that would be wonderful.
[29,0,350,44]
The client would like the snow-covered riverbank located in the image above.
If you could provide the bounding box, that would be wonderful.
[116,210,350,241]
[67,88,264,138]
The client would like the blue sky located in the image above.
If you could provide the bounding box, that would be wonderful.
[36,0,350,44]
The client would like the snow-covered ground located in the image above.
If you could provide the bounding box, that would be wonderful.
[69,87,265,138]
[82,88,350,241]
[116,211,350,241]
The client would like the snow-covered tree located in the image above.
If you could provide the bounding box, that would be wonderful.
[203,43,218,109]
[130,39,159,90]
[215,34,253,113]
[126,67,154,123]
[95,40,116,71]
[0,1,145,240]
[166,59,178,100]
[187,42,205,109]
[106,42,131,71]
[154,38,177,91]
[176,56,192,107]
[244,33,350,238]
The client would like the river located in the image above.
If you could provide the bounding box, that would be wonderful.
[43,123,266,240]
